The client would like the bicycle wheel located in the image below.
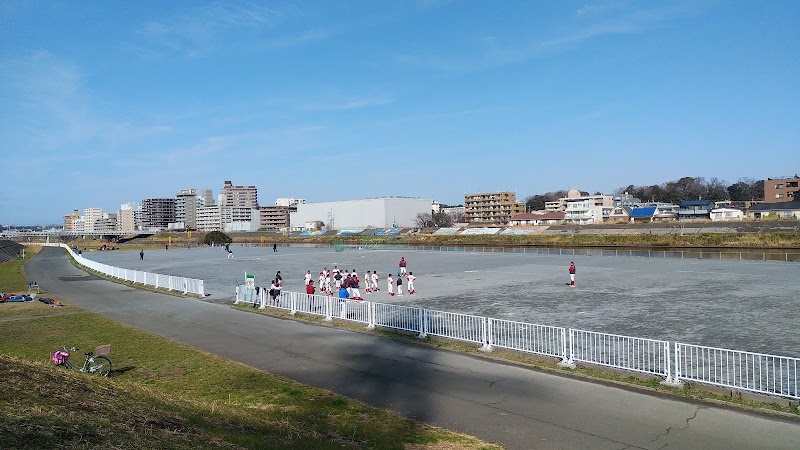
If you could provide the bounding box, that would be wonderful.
[89,356,112,376]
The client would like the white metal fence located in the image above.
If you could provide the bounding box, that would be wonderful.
[569,329,671,379]
[44,243,205,297]
[676,343,799,399]
[238,288,800,400]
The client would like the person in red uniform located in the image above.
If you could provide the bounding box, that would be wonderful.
[306,282,316,295]
[568,262,576,287]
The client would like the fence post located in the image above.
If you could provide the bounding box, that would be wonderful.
[325,296,332,321]
[234,285,240,304]
[559,328,576,368]
[367,302,375,330]
[480,317,492,351]
[664,341,673,384]
[198,280,204,298]
[168,276,174,291]
[674,343,682,385]
[259,289,266,309]
[340,301,347,319]
[418,308,427,339]
[290,291,297,315]
[182,279,188,295]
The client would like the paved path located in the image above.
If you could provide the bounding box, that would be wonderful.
[26,247,800,449]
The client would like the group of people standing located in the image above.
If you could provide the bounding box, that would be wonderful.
[301,257,417,300]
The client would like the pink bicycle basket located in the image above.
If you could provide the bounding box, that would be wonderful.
[51,350,69,365]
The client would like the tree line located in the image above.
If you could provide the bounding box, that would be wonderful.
[524,177,764,211]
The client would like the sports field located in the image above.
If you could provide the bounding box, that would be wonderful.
[83,245,800,358]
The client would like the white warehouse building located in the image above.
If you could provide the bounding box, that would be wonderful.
[290,197,433,230]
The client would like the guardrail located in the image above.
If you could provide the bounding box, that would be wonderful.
[235,287,800,400]
[43,243,205,297]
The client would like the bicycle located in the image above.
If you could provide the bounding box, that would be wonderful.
[51,344,112,377]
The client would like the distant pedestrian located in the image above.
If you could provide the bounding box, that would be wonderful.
[275,271,282,284]
[273,243,277,252]
[396,275,404,296]
[569,262,576,287]
[365,271,372,293]
[407,272,416,295]
[140,250,144,260]
[387,274,394,296]
[227,248,234,259]
[306,282,315,295]
[304,270,313,286]
[165,243,169,250]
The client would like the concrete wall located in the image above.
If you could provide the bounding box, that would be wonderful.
[290,198,432,229]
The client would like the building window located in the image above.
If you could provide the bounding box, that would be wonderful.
[775,184,784,189]
[775,194,784,199]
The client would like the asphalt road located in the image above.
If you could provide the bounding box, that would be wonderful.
[26,247,800,449]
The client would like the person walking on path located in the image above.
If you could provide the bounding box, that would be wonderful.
[569,262,576,287]
[407,272,416,295]
[139,250,144,260]
[273,243,277,252]
[398,257,408,277]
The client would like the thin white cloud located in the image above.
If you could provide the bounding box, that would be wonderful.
[0,51,173,152]
[133,1,321,59]
[298,95,395,111]
[396,1,708,72]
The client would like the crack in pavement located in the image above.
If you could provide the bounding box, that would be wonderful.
[649,406,702,448]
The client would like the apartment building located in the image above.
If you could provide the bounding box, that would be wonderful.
[464,192,526,225]
[117,203,136,233]
[260,205,296,230]
[141,198,176,230]
[83,208,103,234]
[276,198,306,207]
[196,205,222,232]
[764,176,799,203]
[220,180,258,208]
[63,209,80,232]
[175,188,199,230]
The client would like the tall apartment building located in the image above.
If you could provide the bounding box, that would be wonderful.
[260,206,296,230]
[464,192,525,225]
[764,176,799,203]
[63,209,80,232]
[118,203,136,233]
[196,205,222,232]
[83,208,103,234]
[141,198,176,230]
[175,188,199,230]
[201,189,215,207]
[220,180,258,208]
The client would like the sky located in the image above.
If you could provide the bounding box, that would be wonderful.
[1,0,798,225]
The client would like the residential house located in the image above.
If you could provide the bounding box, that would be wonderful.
[710,208,744,221]
[608,206,632,222]
[747,202,800,220]
[509,212,565,226]
[678,200,715,220]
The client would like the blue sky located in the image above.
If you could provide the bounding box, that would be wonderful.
[1,0,798,225]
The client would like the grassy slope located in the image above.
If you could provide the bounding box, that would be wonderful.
[0,259,499,450]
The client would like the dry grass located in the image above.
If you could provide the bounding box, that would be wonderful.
[0,307,502,450]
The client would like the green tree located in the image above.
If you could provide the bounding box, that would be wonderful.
[203,231,232,245]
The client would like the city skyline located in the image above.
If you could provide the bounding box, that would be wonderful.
[2,1,798,224]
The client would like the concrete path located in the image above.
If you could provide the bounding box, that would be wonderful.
[25,247,800,449]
